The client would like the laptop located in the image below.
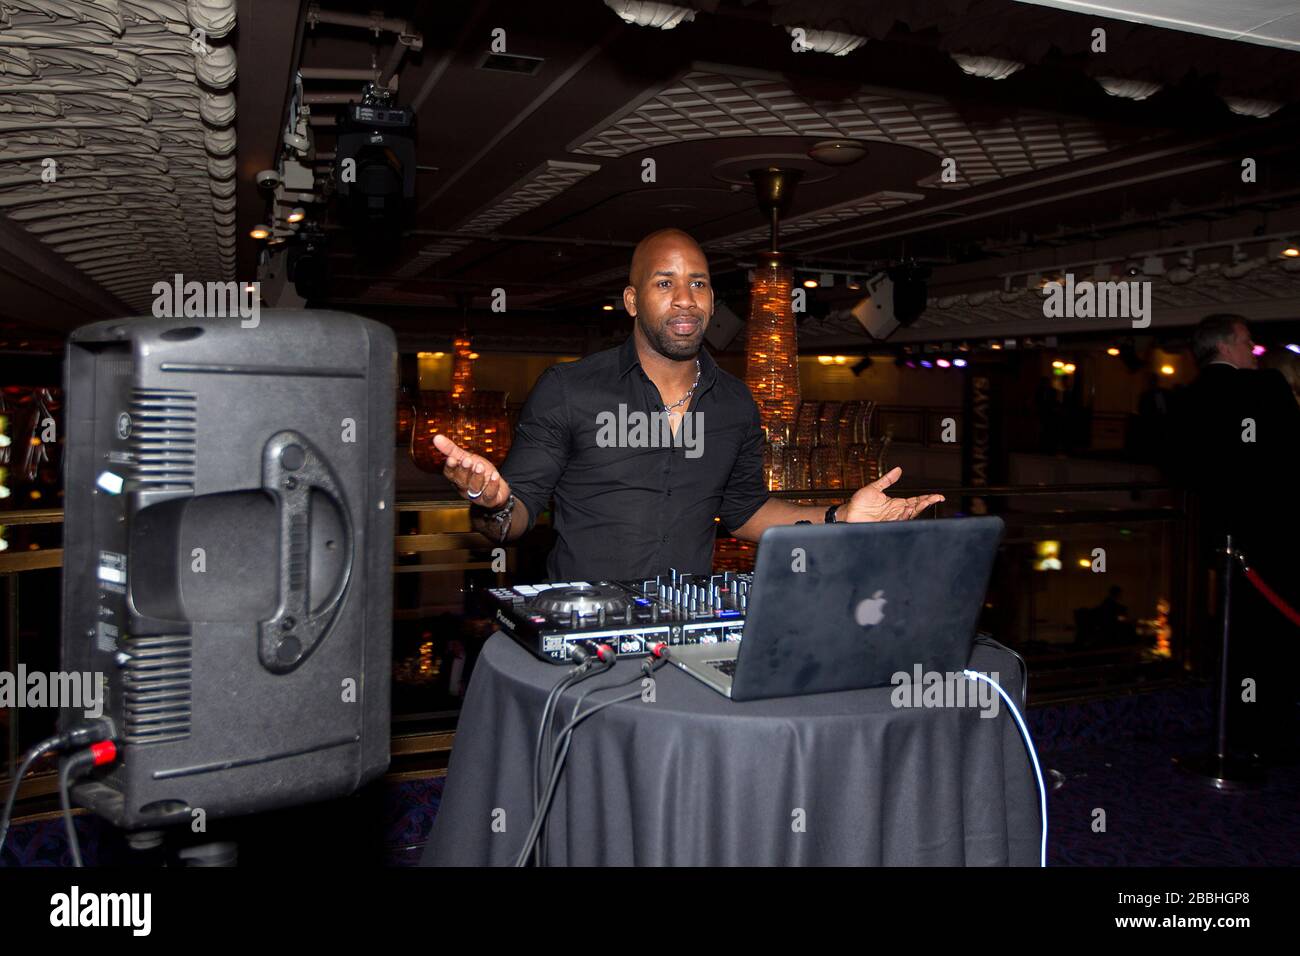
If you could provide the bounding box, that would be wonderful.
[670,516,1004,701]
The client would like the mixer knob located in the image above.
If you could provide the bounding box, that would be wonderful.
[597,607,606,626]
[570,609,580,628]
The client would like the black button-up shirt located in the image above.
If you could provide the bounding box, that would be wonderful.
[501,335,769,582]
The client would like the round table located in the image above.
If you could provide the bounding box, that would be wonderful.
[421,633,1041,866]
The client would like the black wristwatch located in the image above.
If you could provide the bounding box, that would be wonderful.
[825,503,841,524]
[473,494,516,543]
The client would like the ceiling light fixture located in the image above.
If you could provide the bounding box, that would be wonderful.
[807,139,869,166]
[950,54,1024,80]
[603,0,695,29]
[784,26,867,56]
[1224,97,1282,119]
[1097,77,1163,101]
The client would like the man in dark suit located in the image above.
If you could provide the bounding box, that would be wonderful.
[1169,314,1300,764]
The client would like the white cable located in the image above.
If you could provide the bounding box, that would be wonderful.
[963,668,1048,867]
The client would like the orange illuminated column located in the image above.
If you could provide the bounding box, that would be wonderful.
[450,332,478,450]
[451,332,474,405]
[744,262,801,446]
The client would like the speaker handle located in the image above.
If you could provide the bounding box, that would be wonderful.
[258,430,354,673]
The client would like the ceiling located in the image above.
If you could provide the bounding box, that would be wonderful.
[3,0,1300,352]
[0,0,240,322]
[1014,0,1300,51]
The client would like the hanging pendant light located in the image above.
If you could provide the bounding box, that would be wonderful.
[743,167,803,489]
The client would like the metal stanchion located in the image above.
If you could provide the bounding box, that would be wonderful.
[1173,535,1265,790]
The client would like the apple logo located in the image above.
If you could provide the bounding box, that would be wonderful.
[855,590,887,627]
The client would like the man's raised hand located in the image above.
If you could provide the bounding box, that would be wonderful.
[843,466,944,523]
[433,433,511,509]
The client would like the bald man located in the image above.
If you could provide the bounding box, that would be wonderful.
[434,228,943,581]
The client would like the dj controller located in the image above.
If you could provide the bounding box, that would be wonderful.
[480,571,753,663]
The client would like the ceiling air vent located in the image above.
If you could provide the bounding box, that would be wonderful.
[477,52,544,75]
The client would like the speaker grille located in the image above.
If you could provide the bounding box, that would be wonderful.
[122,634,192,744]
[129,388,196,490]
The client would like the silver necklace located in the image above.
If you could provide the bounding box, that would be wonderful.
[664,359,701,413]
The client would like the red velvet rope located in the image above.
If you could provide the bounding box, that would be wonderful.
[1243,566,1300,628]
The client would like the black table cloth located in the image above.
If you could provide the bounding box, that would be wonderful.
[421,633,1041,866]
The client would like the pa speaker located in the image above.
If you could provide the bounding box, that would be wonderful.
[704,301,744,351]
[61,311,395,829]
[851,264,930,340]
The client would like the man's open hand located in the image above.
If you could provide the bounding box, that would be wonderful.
[433,433,511,509]
[842,467,944,522]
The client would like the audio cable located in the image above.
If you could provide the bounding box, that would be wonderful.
[532,642,615,818]
[58,740,118,867]
[535,650,671,864]
[962,669,1047,867]
[532,660,592,814]
[0,719,116,863]
[518,652,667,867]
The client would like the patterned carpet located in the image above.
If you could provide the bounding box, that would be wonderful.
[4,685,1298,866]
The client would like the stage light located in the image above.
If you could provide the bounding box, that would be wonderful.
[468,351,480,360]
[1159,364,1175,375]
[250,224,270,240]
[1252,344,1266,356]
[602,304,614,311]
[1052,360,1064,369]
[952,357,968,368]
[1063,363,1076,374]
[833,355,847,365]
[991,342,1002,350]
[936,358,951,368]
[1106,347,1121,356]
[919,359,933,368]
[1286,344,1300,354]
[1283,239,1300,258]
[817,355,834,365]
[1077,558,1091,569]
[803,278,819,289]
[287,207,306,224]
